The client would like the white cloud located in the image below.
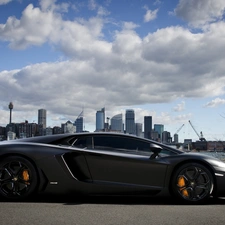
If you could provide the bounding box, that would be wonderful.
[174,113,192,122]
[39,0,57,11]
[112,29,142,60]
[143,6,158,22]
[87,0,109,16]
[122,22,139,30]
[0,0,225,129]
[142,24,225,97]
[88,0,97,10]
[153,0,161,6]
[39,0,69,13]
[173,101,185,112]
[175,0,225,27]
[97,6,110,16]
[0,0,12,5]
[204,98,225,108]
[0,4,56,49]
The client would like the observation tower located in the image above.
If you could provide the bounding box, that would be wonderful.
[8,102,13,124]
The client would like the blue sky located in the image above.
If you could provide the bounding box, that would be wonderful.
[0,0,225,142]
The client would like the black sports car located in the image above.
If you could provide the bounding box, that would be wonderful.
[1,132,225,203]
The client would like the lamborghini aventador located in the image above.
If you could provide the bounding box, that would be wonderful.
[1,132,225,203]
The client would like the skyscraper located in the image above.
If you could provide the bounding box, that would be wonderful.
[144,116,152,139]
[111,113,123,132]
[38,109,47,129]
[125,109,135,134]
[96,108,105,131]
[162,131,171,144]
[136,123,142,137]
[74,110,84,133]
[154,124,164,141]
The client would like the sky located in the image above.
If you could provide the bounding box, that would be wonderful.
[0,0,225,142]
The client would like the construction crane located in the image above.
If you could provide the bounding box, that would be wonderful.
[188,120,206,141]
[175,124,184,135]
[173,124,184,143]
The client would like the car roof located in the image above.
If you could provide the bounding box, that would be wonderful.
[9,133,75,144]
[10,132,148,144]
[9,132,182,153]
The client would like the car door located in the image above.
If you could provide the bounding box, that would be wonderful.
[84,135,169,188]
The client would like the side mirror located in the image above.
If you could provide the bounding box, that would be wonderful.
[150,143,162,159]
[150,143,162,154]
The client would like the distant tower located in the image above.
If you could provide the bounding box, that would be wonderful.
[74,110,84,133]
[154,124,164,141]
[8,102,13,124]
[136,123,142,137]
[144,116,152,139]
[162,131,171,144]
[125,109,135,134]
[111,114,123,132]
[38,109,47,129]
[96,108,105,131]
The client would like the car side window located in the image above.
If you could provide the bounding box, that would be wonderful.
[149,143,177,157]
[73,137,92,149]
[159,147,176,156]
[93,135,176,157]
[93,136,123,151]
[93,136,150,153]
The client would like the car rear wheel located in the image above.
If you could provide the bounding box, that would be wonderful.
[171,163,214,203]
[0,156,38,200]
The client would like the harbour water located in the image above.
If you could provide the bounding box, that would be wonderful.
[192,151,225,162]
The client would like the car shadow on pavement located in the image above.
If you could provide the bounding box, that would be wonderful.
[1,194,225,205]
[21,194,225,206]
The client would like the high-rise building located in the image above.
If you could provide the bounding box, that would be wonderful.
[74,110,84,133]
[162,131,171,144]
[154,124,164,141]
[111,114,123,132]
[0,126,6,139]
[52,126,62,134]
[174,133,179,143]
[136,123,142,137]
[151,130,159,141]
[62,120,76,133]
[144,116,152,139]
[96,108,105,131]
[38,109,47,129]
[125,109,135,134]
[46,127,53,135]
[18,121,38,138]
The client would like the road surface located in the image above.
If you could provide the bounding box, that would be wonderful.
[1,195,225,225]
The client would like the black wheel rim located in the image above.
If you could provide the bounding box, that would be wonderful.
[0,160,32,198]
[176,166,212,201]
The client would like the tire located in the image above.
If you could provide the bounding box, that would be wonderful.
[171,163,214,203]
[0,156,38,200]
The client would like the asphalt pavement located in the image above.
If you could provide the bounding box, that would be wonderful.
[1,196,225,225]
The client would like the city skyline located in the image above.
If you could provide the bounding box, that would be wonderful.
[0,0,225,142]
[1,106,169,143]
[0,104,211,143]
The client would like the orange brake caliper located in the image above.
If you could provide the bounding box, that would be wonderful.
[177,176,189,197]
[22,169,30,184]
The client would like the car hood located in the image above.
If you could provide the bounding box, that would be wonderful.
[182,152,225,169]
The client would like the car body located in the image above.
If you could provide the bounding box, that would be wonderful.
[1,132,225,203]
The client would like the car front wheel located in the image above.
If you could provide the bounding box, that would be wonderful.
[0,156,38,200]
[171,163,214,203]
